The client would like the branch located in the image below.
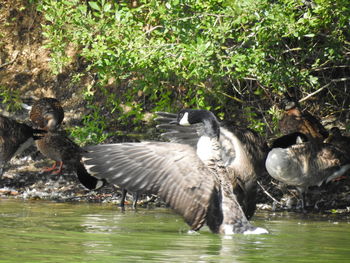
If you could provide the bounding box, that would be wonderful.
[257,180,282,205]
[298,83,330,103]
[0,51,19,69]
[299,77,350,103]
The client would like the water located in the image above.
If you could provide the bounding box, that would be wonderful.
[1,199,350,263]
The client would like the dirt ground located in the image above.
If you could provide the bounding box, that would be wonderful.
[1,1,350,215]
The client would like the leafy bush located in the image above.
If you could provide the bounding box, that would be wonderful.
[0,86,23,112]
[68,91,110,146]
[36,0,350,135]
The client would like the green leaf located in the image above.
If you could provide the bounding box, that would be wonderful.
[104,3,112,13]
[304,33,315,38]
[89,1,100,11]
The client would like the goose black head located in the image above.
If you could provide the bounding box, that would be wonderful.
[177,109,220,138]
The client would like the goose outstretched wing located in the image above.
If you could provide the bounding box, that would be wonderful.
[83,142,216,230]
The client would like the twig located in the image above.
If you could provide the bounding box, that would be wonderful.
[299,77,350,103]
[257,104,273,134]
[0,51,19,69]
[218,91,244,103]
[257,180,282,204]
[144,25,163,35]
[298,83,330,103]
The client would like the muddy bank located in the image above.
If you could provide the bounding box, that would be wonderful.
[0,144,161,208]
[1,142,350,215]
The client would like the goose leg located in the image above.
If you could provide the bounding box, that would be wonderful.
[120,188,127,211]
[132,192,139,209]
[120,189,139,210]
[300,191,307,213]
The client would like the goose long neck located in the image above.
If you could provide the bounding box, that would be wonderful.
[196,135,221,164]
[202,118,220,139]
[196,118,226,175]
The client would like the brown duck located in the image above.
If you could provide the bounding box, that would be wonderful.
[0,115,45,176]
[82,109,268,234]
[30,97,64,131]
[35,112,105,190]
[279,93,328,141]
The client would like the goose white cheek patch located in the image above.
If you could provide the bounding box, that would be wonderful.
[179,112,190,126]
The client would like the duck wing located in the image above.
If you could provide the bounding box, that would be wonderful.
[0,115,41,161]
[83,142,216,231]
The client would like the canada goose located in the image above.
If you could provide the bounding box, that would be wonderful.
[279,93,328,141]
[155,111,268,220]
[30,97,64,131]
[35,112,105,190]
[265,137,350,209]
[82,109,268,234]
[0,115,46,176]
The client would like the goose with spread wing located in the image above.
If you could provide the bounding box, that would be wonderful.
[82,109,268,234]
[155,111,268,220]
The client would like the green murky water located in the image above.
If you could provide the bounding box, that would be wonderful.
[1,199,350,262]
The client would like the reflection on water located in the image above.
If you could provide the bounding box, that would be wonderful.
[1,199,350,262]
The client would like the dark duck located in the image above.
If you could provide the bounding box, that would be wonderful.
[325,127,350,156]
[0,115,45,176]
[82,109,268,234]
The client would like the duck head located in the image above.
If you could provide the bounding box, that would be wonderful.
[43,112,61,131]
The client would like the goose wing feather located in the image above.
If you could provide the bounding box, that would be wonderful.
[156,112,239,162]
[83,142,216,229]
